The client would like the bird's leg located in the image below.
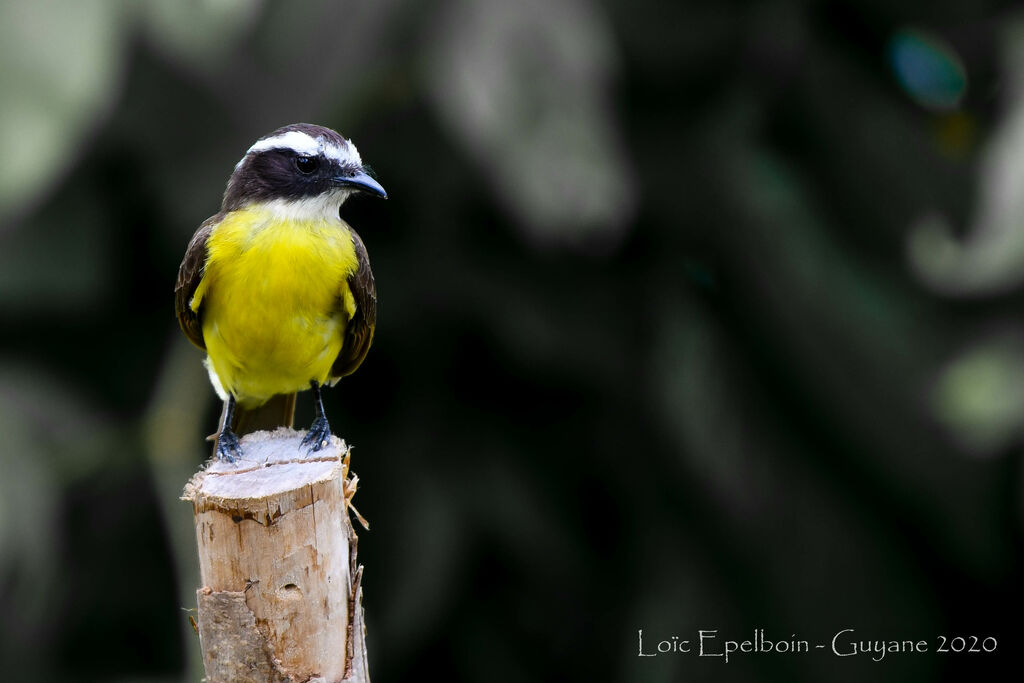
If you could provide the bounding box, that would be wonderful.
[300,380,332,453]
[216,394,242,462]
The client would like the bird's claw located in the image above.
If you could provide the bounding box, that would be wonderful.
[217,430,241,462]
[300,416,332,454]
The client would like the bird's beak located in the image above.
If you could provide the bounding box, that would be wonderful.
[337,170,387,199]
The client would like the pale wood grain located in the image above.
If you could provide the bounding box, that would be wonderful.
[183,428,370,682]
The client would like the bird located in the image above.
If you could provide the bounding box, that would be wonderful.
[175,123,386,461]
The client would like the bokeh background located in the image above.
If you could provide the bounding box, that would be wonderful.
[1,0,1021,680]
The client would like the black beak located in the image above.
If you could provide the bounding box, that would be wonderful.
[336,170,387,199]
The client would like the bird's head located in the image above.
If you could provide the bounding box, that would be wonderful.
[222,123,386,220]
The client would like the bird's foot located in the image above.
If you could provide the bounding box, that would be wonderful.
[300,416,332,454]
[217,429,242,462]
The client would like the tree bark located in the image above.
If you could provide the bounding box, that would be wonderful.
[182,428,370,683]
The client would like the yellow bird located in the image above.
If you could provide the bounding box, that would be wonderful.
[175,123,386,460]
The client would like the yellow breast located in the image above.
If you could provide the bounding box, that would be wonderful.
[191,206,360,407]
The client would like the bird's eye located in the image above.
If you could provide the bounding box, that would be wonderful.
[295,156,318,174]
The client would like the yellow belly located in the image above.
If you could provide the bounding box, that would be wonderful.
[192,207,359,407]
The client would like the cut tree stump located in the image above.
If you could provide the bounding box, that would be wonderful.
[182,428,370,683]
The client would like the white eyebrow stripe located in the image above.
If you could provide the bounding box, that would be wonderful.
[323,141,362,166]
[242,130,363,167]
[246,130,321,156]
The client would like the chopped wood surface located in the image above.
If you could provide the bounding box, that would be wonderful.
[183,428,369,682]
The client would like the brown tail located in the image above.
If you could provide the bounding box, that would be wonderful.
[229,393,297,436]
[209,393,297,458]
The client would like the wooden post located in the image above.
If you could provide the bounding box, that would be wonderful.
[181,428,370,683]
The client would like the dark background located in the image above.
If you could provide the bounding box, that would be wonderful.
[0,1,1021,681]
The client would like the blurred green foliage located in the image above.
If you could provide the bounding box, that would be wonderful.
[0,1,1021,681]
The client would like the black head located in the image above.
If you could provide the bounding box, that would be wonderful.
[222,123,386,212]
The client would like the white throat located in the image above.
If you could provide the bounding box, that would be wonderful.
[255,191,352,223]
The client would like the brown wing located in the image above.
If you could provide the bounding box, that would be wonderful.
[332,228,376,378]
[174,214,221,350]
